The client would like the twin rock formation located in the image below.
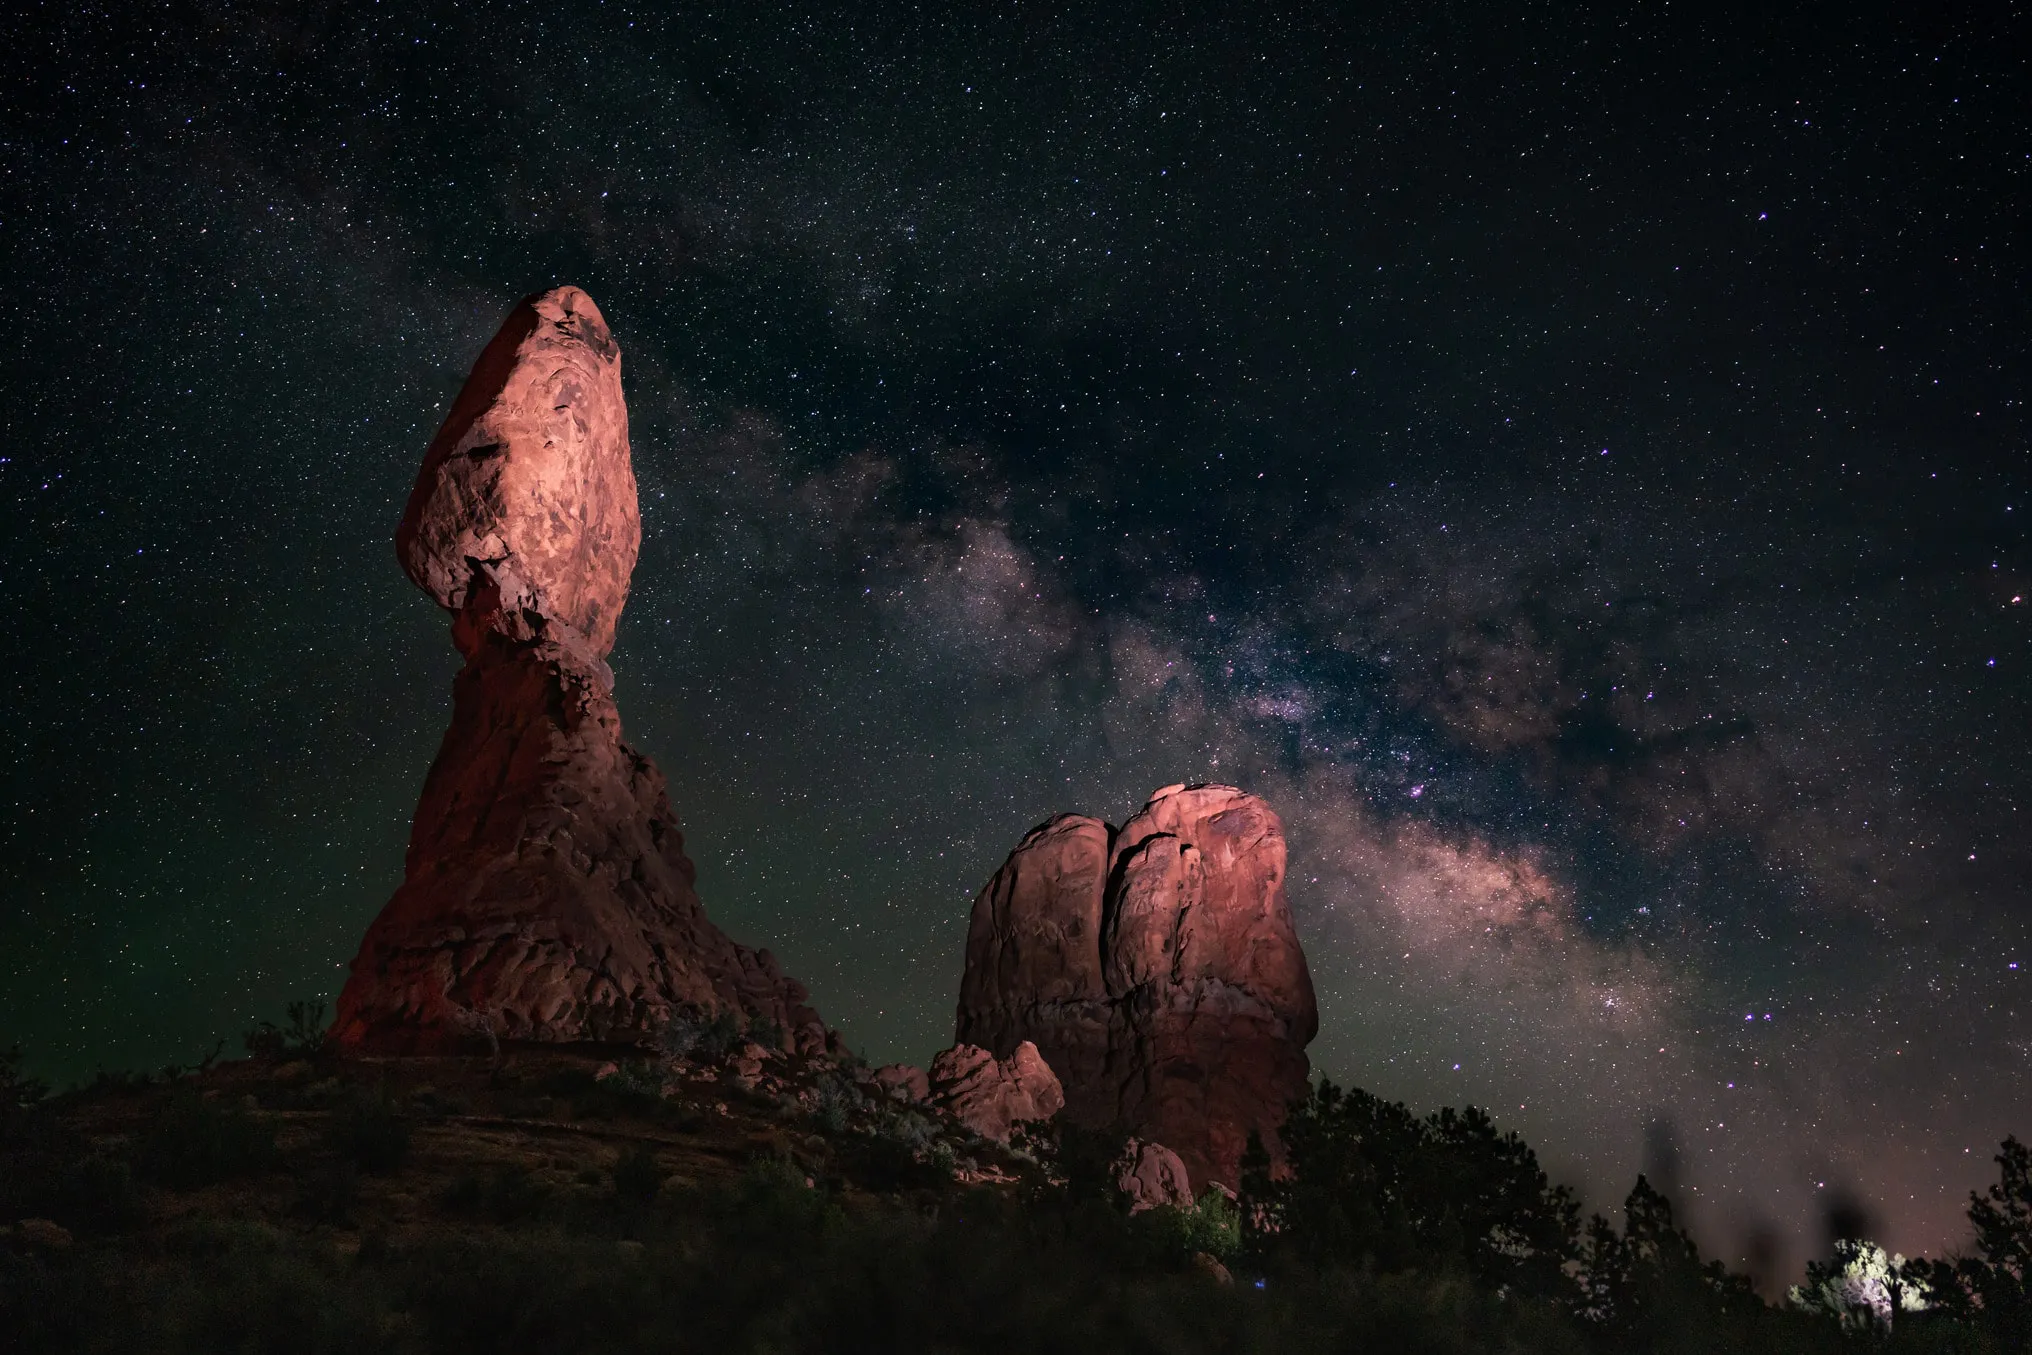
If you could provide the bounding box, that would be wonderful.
[335,286,1316,1192]
[956,785,1317,1187]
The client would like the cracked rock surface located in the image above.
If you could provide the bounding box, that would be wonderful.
[928,1041,1065,1143]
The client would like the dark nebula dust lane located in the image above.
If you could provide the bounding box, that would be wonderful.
[2,0,2027,1284]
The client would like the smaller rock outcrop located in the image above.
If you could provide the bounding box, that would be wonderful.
[1115,1139,1194,1213]
[873,1064,931,1104]
[928,1042,1064,1142]
[955,784,1318,1187]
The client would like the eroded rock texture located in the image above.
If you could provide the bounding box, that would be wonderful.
[1115,1139,1195,1214]
[955,784,1318,1187]
[928,1042,1065,1143]
[873,1064,931,1104]
[335,286,822,1054]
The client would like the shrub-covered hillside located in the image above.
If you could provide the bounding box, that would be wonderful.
[2,1024,2027,1353]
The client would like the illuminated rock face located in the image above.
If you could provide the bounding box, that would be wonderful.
[335,287,822,1055]
[395,285,640,661]
[955,784,1318,1187]
[928,1042,1066,1143]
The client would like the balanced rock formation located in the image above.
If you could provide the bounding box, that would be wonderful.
[335,286,822,1054]
[955,784,1317,1187]
[927,1041,1065,1142]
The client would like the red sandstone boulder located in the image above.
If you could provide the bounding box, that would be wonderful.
[1115,1139,1194,1214]
[334,287,820,1054]
[396,286,639,659]
[874,1064,931,1104]
[954,784,1317,1187]
[928,1041,1065,1142]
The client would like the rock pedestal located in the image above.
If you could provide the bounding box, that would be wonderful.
[334,286,821,1054]
[955,784,1317,1186]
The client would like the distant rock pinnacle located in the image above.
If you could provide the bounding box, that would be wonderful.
[955,784,1318,1187]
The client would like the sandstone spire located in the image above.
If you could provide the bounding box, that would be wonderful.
[335,287,823,1054]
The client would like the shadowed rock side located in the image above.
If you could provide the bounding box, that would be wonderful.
[955,784,1318,1187]
[1116,1139,1195,1214]
[335,286,822,1055]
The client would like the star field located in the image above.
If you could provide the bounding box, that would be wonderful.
[2,0,2027,1289]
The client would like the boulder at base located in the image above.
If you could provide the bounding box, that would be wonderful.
[1115,1139,1195,1214]
[928,1041,1065,1142]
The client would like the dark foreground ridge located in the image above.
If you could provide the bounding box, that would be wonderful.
[5,1026,2031,1353]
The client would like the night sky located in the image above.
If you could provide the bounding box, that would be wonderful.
[4,0,2027,1285]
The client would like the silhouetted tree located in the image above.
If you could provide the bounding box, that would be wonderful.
[1246,1079,1582,1300]
[1576,1175,1763,1348]
[1912,1135,2032,1345]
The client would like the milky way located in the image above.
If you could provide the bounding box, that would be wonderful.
[3,2,2025,1288]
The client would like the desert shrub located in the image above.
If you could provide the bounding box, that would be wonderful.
[873,1105,939,1153]
[0,1160,1813,1355]
[294,1157,360,1224]
[243,999,330,1060]
[83,1068,155,1097]
[440,1172,484,1215]
[57,1153,148,1231]
[1015,1119,1132,1205]
[809,1068,866,1133]
[0,1149,147,1232]
[538,1067,601,1098]
[604,1061,666,1106]
[611,1144,667,1203]
[1,1043,48,1111]
[152,1219,398,1354]
[817,1097,850,1134]
[657,1011,704,1061]
[695,1010,742,1060]
[746,1014,785,1052]
[441,1163,549,1224]
[139,1093,275,1187]
[1138,1189,1243,1262]
[326,1088,410,1174]
[857,1130,948,1193]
